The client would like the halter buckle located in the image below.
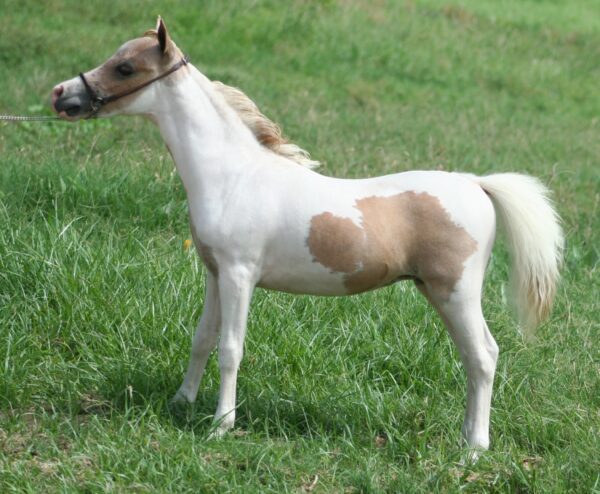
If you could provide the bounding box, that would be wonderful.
[90,97,104,114]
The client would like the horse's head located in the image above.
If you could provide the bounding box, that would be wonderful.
[52,17,187,120]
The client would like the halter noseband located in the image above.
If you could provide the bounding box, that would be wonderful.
[78,55,189,116]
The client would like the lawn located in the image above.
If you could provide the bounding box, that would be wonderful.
[0,0,598,492]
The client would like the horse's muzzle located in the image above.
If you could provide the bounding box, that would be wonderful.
[52,84,91,118]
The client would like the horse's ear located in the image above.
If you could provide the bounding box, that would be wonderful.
[156,16,171,54]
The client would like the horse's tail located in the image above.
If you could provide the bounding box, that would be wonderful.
[466,173,564,337]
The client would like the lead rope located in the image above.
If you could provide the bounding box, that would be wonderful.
[0,114,61,121]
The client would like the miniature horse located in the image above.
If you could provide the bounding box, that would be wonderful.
[51,18,563,455]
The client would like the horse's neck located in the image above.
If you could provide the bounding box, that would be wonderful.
[153,66,259,199]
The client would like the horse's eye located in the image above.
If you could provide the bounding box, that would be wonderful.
[116,62,134,77]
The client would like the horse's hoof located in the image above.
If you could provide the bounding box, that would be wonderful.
[207,427,227,441]
[168,390,193,410]
[460,447,486,465]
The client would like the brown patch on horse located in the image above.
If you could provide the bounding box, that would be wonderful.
[306,192,477,298]
[189,217,218,277]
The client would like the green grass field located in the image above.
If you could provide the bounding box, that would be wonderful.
[1,0,598,492]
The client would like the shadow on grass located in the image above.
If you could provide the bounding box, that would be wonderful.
[85,366,443,452]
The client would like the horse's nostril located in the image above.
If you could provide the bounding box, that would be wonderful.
[51,85,65,114]
[65,104,82,116]
[54,94,84,116]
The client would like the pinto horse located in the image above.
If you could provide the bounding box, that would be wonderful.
[51,18,563,455]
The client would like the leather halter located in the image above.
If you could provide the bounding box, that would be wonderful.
[78,55,189,116]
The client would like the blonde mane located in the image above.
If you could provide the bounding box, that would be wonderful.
[211,81,319,169]
[144,28,318,168]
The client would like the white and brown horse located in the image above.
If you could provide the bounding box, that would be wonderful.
[51,18,563,455]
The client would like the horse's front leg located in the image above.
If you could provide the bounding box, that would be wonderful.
[171,271,221,404]
[211,264,255,437]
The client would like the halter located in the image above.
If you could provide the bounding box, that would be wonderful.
[78,55,189,116]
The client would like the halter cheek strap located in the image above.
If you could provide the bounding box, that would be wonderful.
[78,70,105,114]
[78,55,189,116]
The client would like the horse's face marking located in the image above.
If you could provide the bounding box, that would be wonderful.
[84,37,170,101]
[52,19,183,120]
[307,191,478,298]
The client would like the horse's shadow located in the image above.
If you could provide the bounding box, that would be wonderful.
[84,367,380,440]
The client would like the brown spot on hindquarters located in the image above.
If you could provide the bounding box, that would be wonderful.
[306,192,478,298]
[189,216,218,277]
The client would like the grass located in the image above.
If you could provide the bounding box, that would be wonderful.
[0,0,598,492]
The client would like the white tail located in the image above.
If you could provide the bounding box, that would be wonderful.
[467,173,564,337]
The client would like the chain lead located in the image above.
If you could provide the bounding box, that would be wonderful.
[0,115,62,121]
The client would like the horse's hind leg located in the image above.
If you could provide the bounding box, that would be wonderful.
[416,277,499,454]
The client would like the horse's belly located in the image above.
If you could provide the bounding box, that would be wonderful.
[257,230,409,296]
[257,255,350,295]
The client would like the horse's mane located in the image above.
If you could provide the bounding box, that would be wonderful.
[144,29,318,168]
[211,81,319,169]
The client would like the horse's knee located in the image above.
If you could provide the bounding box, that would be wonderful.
[218,343,243,372]
[465,350,497,384]
[192,326,218,352]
